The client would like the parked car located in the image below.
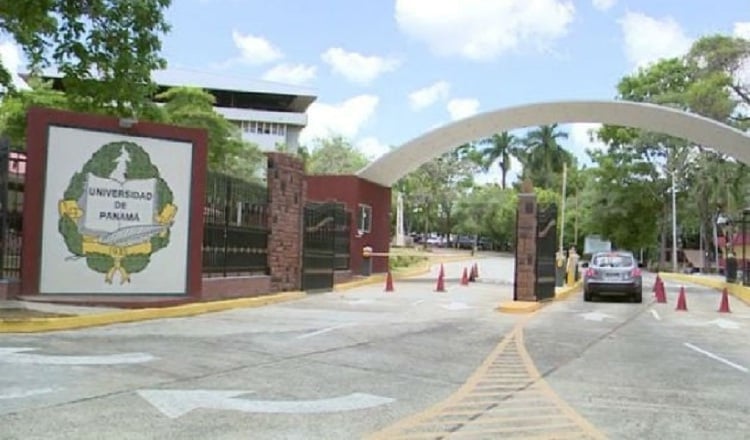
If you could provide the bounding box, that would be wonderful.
[582,251,643,303]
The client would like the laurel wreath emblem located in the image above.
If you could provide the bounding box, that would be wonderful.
[57,141,177,284]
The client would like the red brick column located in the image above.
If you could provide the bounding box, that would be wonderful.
[266,152,306,292]
[514,181,538,302]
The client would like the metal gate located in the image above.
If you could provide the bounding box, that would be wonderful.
[0,138,24,280]
[535,204,558,301]
[302,202,348,292]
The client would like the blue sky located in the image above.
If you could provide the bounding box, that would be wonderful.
[1,0,748,182]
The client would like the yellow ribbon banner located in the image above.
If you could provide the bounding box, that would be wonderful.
[58,199,178,284]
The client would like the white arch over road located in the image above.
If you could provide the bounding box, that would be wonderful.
[356,100,750,187]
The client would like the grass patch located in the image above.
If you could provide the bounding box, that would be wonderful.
[389,254,428,271]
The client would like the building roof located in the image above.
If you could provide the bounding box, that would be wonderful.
[151,68,317,112]
[21,68,318,113]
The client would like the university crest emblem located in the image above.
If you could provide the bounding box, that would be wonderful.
[57,141,177,284]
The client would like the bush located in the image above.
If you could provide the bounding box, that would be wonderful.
[389,254,428,270]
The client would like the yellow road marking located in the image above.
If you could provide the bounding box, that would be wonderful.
[366,314,608,440]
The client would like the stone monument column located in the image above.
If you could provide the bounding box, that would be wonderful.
[514,179,538,302]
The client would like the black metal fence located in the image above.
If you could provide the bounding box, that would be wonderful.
[202,172,269,276]
[0,139,24,280]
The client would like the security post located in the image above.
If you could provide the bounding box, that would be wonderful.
[361,245,373,276]
[555,250,566,287]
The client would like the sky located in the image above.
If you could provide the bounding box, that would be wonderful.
[1,0,749,184]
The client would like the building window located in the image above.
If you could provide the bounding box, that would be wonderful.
[358,204,372,234]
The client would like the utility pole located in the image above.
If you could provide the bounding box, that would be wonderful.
[559,162,567,253]
[671,170,678,272]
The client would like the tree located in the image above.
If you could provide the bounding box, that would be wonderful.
[478,132,518,188]
[304,136,369,174]
[0,0,171,116]
[0,77,68,146]
[686,34,750,119]
[156,86,264,179]
[520,124,572,190]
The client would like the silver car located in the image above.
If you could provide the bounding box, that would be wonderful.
[582,251,643,303]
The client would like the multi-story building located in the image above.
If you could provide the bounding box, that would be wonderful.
[26,68,318,152]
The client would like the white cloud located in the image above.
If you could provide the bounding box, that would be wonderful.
[357,137,392,159]
[231,31,284,65]
[408,80,451,110]
[734,22,750,40]
[261,63,317,85]
[447,98,480,121]
[394,0,575,61]
[321,48,400,85]
[568,123,607,155]
[592,0,616,11]
[619,12,693,70]
[300,95,380,145]
[733,22,750,87]
[0,40,28,90]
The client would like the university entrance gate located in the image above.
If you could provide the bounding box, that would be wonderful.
[302,202,350,292]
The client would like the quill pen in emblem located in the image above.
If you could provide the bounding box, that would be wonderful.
[99,224,170,247]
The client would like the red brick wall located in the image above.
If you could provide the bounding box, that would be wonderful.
[306,175,391,274]
[266,153,305,291]
[202,275,271,301]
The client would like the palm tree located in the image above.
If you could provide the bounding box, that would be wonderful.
[522,124,571,188]
[478,132,518,188]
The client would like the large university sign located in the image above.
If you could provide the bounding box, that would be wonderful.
[22,108,207,296]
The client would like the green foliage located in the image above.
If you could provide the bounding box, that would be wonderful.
[304,136,369,174]
[389,254,427,270]
[0,78,69,146]
[155,86,264,179]
[0,0,172,117]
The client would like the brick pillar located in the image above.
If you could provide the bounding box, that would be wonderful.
[514,180,538,302]
[266,152,306,292]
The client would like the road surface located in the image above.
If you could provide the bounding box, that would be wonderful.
[1,257,748,439]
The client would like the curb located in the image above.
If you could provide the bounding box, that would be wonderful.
[555,281,583,301]
[659,273,750,306]
[334,255,483,292]
[0,291,306,334]
[496,301,541,314]
[496,281,582,314]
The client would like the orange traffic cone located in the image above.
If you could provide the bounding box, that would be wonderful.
[385,271,394,293]
[718,287,731,313]
[675,286,688,311]
[656,280,667,303]
[460,267,469,286]
[435,264,446,292]
[653,274,662,295]
[468,264,476,282]
[474,263,480,279]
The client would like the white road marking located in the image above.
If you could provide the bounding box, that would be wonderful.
[412,300,426,306]
[441,301,473,311]
[683,342,748,373]
[138,389,396,418]
[704,318,741,330]
[296,323,351,340]
[0,387,58,400]
[650,309,661,321]
[579,312,613,322]
[0,347,155,365]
